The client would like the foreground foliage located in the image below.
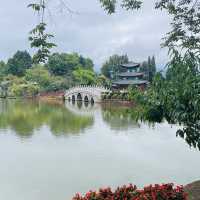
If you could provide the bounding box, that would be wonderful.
[73,184,187,200]
[144,53,200,150]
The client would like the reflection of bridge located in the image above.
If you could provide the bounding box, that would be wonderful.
[65,85,111,103]
[65,101,100,116]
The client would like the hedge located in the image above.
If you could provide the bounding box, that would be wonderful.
[72,183,187,200]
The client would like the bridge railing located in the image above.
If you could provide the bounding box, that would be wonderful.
[65,85,110,94]
[67,85,109,90]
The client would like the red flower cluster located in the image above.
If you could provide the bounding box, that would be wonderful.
[72,183,187,200]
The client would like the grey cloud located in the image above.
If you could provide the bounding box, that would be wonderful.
[0,0,171,71]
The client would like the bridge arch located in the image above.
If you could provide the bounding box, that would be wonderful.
[77,93,82,101]
[84,96,89,102]
[72,95,75,101]
[91,97,94,104]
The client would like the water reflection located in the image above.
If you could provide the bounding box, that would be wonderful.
[101,104,140,130]
[101,103,200,150]
[65,100,98,116]
[143,105,200,150]
[0,99,94,138]
[0,99,199,150]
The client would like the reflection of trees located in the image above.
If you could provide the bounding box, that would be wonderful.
[0,100,93,138]
[102,103,200,150]
[101,105,141,131]
[141,105,200,150]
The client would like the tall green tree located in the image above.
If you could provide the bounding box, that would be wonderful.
[96,75,111,88]
[73,68,96,85]
[149,56,156,82]
[140,56,157,82]
[151,56,156,75]
[140,61,149,80]
[25,65,68,92]
[0,61,6,81]
[101,54,129,79]
[6,51,32,76]
[79,55,94,70]
[47,53,94,76]
[145,53,200,149]
[25,65,51,89]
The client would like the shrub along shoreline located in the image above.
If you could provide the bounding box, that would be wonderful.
[72,183,187,200]
[72,181,200,200]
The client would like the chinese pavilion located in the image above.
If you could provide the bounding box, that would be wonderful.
[112,62,148,89]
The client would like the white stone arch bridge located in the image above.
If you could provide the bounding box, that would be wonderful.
[65,85,111,103]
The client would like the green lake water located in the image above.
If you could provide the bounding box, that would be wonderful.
[0,99,199,200]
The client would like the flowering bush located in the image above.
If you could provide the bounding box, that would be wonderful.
[72,184,187,200]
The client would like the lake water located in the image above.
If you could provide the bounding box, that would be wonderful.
[0,99,199,200]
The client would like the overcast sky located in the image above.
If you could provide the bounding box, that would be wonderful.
[0,0,171,71]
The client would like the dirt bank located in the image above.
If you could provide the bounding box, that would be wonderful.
[39,91,65,101]
[184,181,200,200]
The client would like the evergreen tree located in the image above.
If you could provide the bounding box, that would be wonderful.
[151,56,156,77]
[147,56,151,66]
[147,56,157,82]
[6,51,32,76]
[140,61,149,80]
[0,61,6,81]
[140,56,157,82]
[101,54,129,79]
[47,53,94,76]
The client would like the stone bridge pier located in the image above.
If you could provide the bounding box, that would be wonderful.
[65,85,111,103]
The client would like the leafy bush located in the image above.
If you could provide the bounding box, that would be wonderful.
[127,85,145,103]
[25,65,69,92]
[73,184,187,200]
[112,92,120,99]
[145,105,164,123]
[10,82,39,97]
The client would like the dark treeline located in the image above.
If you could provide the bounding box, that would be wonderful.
[0,50,111,97]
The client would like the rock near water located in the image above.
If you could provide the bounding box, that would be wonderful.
[184,181,200,200]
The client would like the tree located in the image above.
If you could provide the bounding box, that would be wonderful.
[0,61,6,81]
[100,0,142,14]
[144,53,200,149]
[151,56,156,76]
[25,65,51,89]
[6,51,32,76]
[79,55,94,70]
[140,61,149,80]
[47,53,94,76]
[25,65,69,91]
[96,75,111,88]
[73,68,96,85]
[148,56,157,82]
[101,54,129,79]
[10,82,39,97]
[140,56,157,82]
[28,2,56,63]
